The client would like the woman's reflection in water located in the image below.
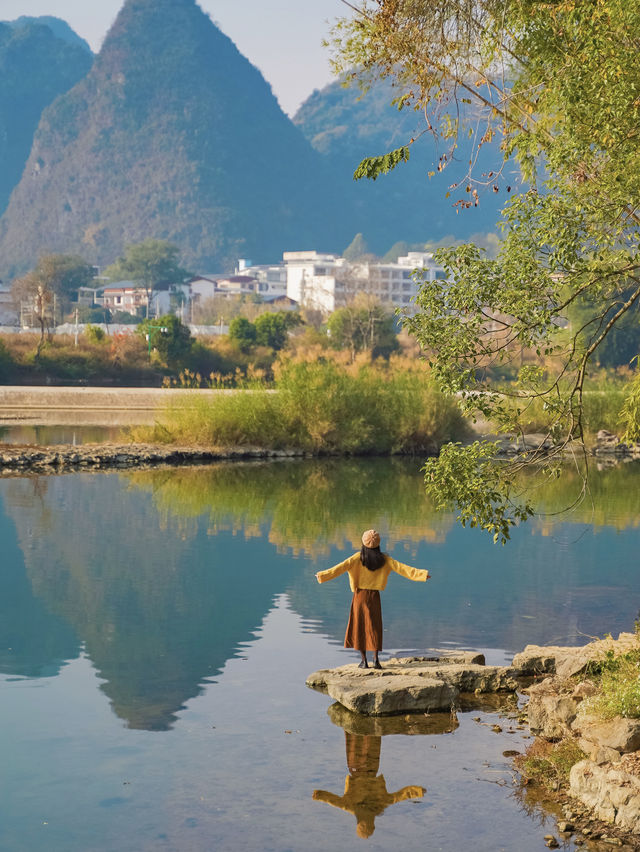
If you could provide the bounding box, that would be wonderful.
[313,732,425,838]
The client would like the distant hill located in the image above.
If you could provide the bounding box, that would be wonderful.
[294,76,519,251]
[4,16,92,53]
[0,20,93,220]
[0,0,354,277]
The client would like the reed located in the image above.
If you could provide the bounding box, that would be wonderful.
[133,360,470,453]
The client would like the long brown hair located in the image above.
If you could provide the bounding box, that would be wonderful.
[360,544,386,571]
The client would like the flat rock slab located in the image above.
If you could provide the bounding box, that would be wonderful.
[307,655,518,716]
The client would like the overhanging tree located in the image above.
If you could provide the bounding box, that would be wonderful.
[332,0,640,540]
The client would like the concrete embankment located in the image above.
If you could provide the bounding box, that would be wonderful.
[0,386,230,426]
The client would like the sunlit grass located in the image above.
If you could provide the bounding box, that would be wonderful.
[130,360,470,453]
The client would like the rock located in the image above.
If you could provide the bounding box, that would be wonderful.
[597,430,620,450]
[527,679,580,740]
[387,651,486,666]
[557,821,574,833]
[577,738,622,766]
[576,718,640,754]
[573,681,598,700]
[513,635,640,680]
[306,657,518,716]
[512,645,570,675]
[570,760,640,834]
[328,674,458,716]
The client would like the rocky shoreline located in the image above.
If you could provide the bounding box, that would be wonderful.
[0,442,316,475]
[308,634,640,847]
[2,426,638,477]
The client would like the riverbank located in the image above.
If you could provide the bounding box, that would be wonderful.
[308,634,640,848]
[0,442,317,475]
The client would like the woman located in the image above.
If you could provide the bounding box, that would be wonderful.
[315,529,430,669]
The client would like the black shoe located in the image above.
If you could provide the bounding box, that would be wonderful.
[358,660,368,668]
[373,660,382,670]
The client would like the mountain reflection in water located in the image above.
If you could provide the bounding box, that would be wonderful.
[0,458,639,733]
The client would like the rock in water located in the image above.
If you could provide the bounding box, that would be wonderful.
[306,655,517,716]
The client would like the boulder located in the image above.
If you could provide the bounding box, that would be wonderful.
[570,760,640,834]
[527,679,580,740]
[576,739,622,766]
[512,645,567,675]
[512,634,640,679]
[575,718,640,755]
[307,656,518,716]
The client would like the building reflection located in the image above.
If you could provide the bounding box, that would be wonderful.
[313,703,457,838]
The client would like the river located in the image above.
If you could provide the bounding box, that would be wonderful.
[0,457,638,851]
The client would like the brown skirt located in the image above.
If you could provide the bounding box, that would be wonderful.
[344,589,383,652]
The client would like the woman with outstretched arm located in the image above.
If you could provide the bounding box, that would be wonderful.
[316,529,430,669]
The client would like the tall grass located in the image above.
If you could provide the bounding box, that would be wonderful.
[496,374,631,436]
[582,649,640,719]
[134,360,470,453]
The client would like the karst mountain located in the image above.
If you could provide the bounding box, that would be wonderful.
[0,0,353,277]
[0,19,92,223]
[294,76,512,252]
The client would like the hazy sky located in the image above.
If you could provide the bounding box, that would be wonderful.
[0,0,349,115]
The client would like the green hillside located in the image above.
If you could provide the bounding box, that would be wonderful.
[0,0,351,278]
[0,20,92,220]
[4,16,92,53]
[294,76,514,249]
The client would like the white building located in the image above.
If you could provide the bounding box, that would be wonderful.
[0,286,17,325]
[283,250,447,314]
[102,281,148,316]
[235,261,287,299]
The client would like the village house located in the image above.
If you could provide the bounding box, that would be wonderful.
[101,282,148,316]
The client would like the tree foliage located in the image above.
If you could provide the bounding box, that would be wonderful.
[228,316,257,352]
[332,0,640,538]
[11,253,95,354]
[326,296,399,360]
[137,314,192,366]
[103,240,188,317]
[254,312,289,350]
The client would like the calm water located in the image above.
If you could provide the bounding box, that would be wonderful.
[1,457,639,852]
[0,425,125,445]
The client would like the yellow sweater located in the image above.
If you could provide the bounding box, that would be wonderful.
[316,552,429,592]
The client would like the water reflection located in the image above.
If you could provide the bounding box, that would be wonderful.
[313,732,426,838]
[1,459,640,734]
[313,705,457,838]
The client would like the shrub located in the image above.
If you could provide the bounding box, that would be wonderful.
[141,359,469,451]
[137,315,192,366]
[85,324,106,343]
[516,739,586,791]
[228,317,257,352]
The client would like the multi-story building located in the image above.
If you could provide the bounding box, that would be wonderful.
[283,250,447,314]
[102,282,148,316]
